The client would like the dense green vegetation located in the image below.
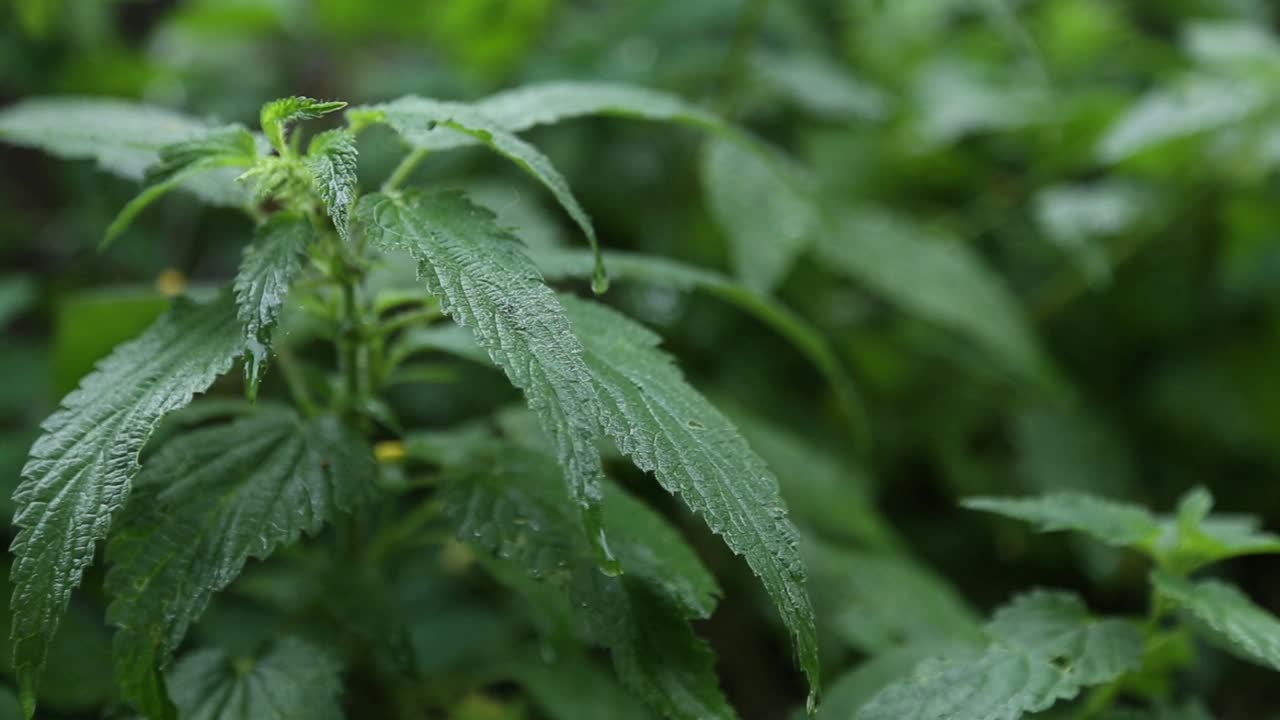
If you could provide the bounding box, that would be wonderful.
[2,1,1280,719]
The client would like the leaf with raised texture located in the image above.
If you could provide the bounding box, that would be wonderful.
[233,216,311,395]
[358,190,614,567]
[1152,572,1280,672]
[259,96,347,152]
[818,207,1050,384]
[9,293,245,715]
[441,441,733,720]
[357,99,608,291]
[559,296,820,708]
[106,407,373,719]
[0,98,253,207]
[306,129,359,239]
[700,136,818,293]
[530,248,868,450]
[857,591,1144,720]
[167,637,344,720]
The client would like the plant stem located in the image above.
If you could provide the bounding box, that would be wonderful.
[338,278,365,415]
[382,148,430,192]
[718,0,771,117]
[377,306,444,337]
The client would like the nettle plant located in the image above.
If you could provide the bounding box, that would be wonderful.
[1,87,827,720]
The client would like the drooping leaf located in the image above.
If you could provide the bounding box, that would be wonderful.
[529,248,868,449]
[356,100,608,291]
[700,135,818,293]
[259,96,347,152]
[441,442,734,720]
[857,591,1144,720]
[9,293,245,715]
[358,190,615,568]
[167,637,344,720]
[233,215,312,395]
[0,98,253,207]
[818,207,1050,385]
[559,295,820,707]
[306,129,359,239]
[105,408,373,719]
[1152,572,1280,672]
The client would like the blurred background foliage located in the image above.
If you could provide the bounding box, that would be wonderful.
[3,0,1280,718]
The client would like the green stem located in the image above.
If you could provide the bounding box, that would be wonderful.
[718,0,771,117]
[339,279,365,414]
[382,148,430,192]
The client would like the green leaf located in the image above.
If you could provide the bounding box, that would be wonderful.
[105,408,373,719]
[358,190,615,569]
[1097,73,1269,162]
[350,82,722,151]
[306,129,359,239]
[0,276,36,329]
[530,248,868,450]
[9,293,245,716]
[963,493,1162,549]
[167,637,344,720]
[857,591,1145,720]
[559,296,820,708]
[818,207,1050,384]
[441,442,734,720]
[104,126,259,248]
[504,647,656,720]
[965,488,1280,572]
[0,98,253,207]
[751,52,891,121]
[700,136,818,293]
[233,215,312,396]
[259,96,347,152]
[804,538,981,654]
[360,100,607,292]
[1152,572,1280,672]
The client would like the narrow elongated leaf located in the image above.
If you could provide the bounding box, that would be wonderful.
[819,207,1049,384]
[9,293,245,714]
[0,98,252,207]
[964,493,1162,549]
[351,82,722,152]
[358,190,614,567]
[106,408,374,719]
[1152,572,1280,672]
[167,637,344,720]
[358,100,607,290]
[701,136,817,293]
[306,129,359,239]
[259,96,346,151]
[1097,74,1269,162]
[966,488,1280,571]
[560,296,820,707]
[441,442,733,720]
[530,248,868,449]
[233,216,312,394]
[857,591,1144,720]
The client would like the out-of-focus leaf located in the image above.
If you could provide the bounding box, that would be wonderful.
[0,276,36,329]
[167,637,344,720]
[1033,181,1152,285]
[752,52,890,121]
[1152,572,1280,672]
